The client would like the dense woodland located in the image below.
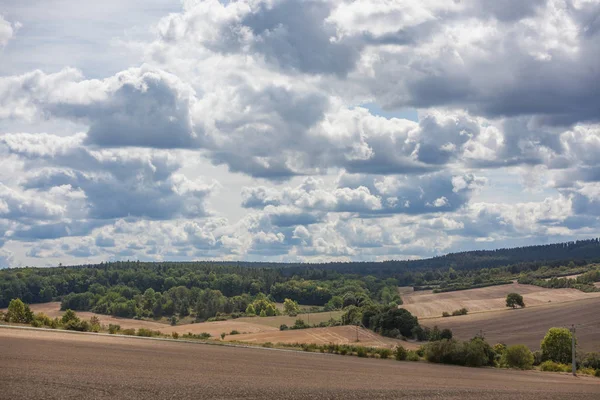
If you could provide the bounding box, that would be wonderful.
[1,239,599,325]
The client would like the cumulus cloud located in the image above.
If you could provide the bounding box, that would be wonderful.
[2,0,600,265]
[0,15,19,48]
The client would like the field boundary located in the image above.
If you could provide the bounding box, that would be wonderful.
[0,324,339,357]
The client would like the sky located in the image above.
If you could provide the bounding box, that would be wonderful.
[0,0,599,268]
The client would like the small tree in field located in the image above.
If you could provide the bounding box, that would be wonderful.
[283,298,300,316]
[506,293,525,308]
[541,327,573,364]
[7,299,33,323]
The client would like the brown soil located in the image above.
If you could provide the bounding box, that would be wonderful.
[422,297,600,352]
[1,328,598,399]
[401,283,600,318]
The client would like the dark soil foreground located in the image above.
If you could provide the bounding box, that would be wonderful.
[1,328,599,400]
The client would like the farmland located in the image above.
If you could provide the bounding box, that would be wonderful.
[1,328,598,400]
[223,325,420,350]
[422,296,600,352]
[401,282,600,319]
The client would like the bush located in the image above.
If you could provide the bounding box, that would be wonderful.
[502,345,534,369]
[582,352,600,370]
[540,361,570,372]
[578,368,596,376]
[356,347,368,357]
[262,342,273,348]
[172,332,179,339]
[279,324,289,331]
[442,312,450,317]
[199,332,211,340]
[230,330,240,335]
[64,319,90,332]
[407,351,420,361]
[424,338,495,367]
[121,328,135,335]
[108,324,120,334]
[451,308,468,316]
[541,328,573,364]
[292,319,309,330]
[533,350,543,366]
[595,369,600,378]
[220,332,226,340]
[395,345,408,361]
[137,328,160,337]
[377,348,392,359]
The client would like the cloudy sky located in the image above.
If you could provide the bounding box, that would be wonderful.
[0,0,599,268]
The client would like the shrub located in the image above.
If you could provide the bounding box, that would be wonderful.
[582,352,600,370]
[395,345,408,361]
[220,332,226,340]
[199,332,211,340]
[121,328,135,335]
[541,328,573,364]
[407,351,420,361]
[108,324,120,334]
[377,348,392,359]
[532,350,543,366]
[540,361,570,372]
[279,324,289,331]
[595,369,600,378]
[578,368,596,376]
[493,343,507,355]
[424,338,495,367]
[172,332,179,339]
[137,328,160,337]
[502,345,534,369]
[230,330,240,335]
[451,308,468,316]
[292,319,309,330]
[262,342,273,348]
[442,312,450,317]
[64,319,90,332]
[356,347,368,357]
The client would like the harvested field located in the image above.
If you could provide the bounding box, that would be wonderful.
[224,325,420,350]
[167,319,276,337]
[1,328,598,400]
[422,297,600,352]
[402,283,600,318]
[233,311,344,328]
[8,302,346,342]
[18,302,169,331]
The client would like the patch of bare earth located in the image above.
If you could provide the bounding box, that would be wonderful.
[401,283,600,318]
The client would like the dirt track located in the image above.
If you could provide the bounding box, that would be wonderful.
[423,297,600,351]
[1,328,599,399]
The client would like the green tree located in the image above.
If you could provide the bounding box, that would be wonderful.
[245,303,256,315]
[61,309,79,324]
[6,298,33,323]
[283,298,300,316]
[506,293,525,308]
[541,327,573,364]
[501,344,534,369]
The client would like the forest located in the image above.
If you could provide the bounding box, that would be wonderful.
[1,239,599,322]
